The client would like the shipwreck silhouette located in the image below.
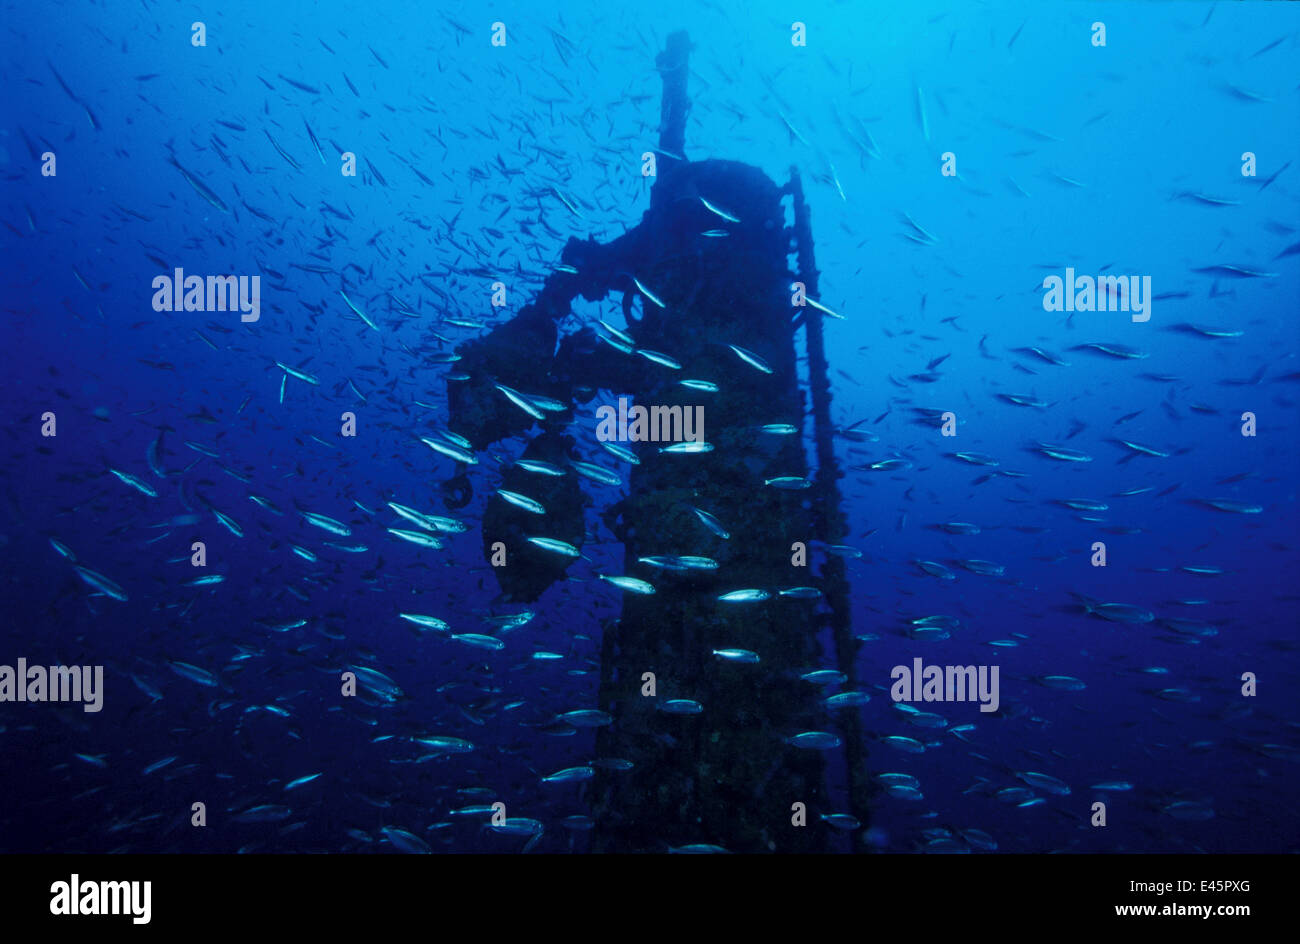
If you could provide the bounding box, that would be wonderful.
[446,32,868,853]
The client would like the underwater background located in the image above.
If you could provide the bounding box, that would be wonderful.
[2,0,1297,853]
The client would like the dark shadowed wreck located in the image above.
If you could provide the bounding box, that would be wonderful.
[446,32,867,853]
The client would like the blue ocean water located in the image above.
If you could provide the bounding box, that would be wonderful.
[2,0,1297,854]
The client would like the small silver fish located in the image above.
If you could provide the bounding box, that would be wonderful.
[690,506,730,539]
[712,648,759,663]
[728,344,773,374]
[496,489,546,515]
[598,574,655,594]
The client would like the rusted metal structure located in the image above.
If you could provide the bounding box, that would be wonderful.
[446,31,865,853]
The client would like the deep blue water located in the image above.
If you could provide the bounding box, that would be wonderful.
[2,0,1298,854]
